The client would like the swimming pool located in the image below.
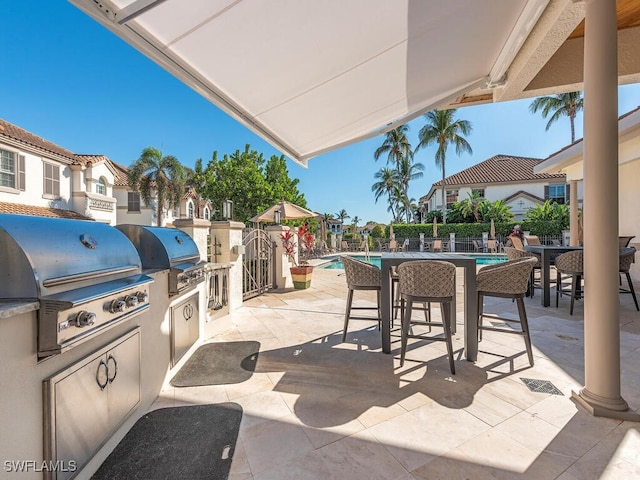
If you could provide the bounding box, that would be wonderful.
[321,253,507,269]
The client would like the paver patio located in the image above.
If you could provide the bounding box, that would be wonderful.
[153,264,640,479]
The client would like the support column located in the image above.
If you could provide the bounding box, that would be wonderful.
[209,221,246,312]
[572,0,638,420]
[569,179,579,246]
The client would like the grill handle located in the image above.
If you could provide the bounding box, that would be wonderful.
[43,265,139,288]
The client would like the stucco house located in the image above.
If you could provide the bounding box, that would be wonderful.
[112,161,212,226]
[0,118,117,223]
[419,154,580,221]
[535,105,640,271]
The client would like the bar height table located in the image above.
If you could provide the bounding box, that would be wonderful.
[380,252,478,361]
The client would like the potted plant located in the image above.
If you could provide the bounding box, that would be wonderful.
[281,224,314,289]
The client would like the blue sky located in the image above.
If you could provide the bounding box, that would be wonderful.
[2,2,640,224]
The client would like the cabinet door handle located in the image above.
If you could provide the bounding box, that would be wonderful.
[107,354,118,384]
[96,359,109,390]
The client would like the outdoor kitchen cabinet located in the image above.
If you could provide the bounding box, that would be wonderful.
[43,328,141,480]
[171,292,200,366]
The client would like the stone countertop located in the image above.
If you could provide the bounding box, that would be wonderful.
[0,301,39,319]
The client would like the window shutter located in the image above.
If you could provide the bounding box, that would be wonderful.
[18,155,26,191]
[565,183,570,203]
[544,185,549,200]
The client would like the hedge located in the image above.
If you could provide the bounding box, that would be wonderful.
[386,221,567,238]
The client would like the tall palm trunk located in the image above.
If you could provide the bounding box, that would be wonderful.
[441,159,447,224]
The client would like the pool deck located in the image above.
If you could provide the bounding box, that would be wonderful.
[154,261,640,479]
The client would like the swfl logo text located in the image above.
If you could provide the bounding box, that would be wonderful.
[4,460,77,473]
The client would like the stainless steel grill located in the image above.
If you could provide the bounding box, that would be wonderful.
[0,214,152,358]
[116,225,206,296]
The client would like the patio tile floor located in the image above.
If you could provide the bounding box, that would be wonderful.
[152,266,640,479]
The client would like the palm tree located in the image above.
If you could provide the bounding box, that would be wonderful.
[372,167,400,221]
[529,91,584,143]
[128,146,187,226]
[335,208,350,235]
[352,216,360,238]
[459,191,484,222]
[395,156,424,222]
[416,109,472,224]
[373,125,412,169]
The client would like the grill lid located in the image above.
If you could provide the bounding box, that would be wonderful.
[0,214,143,299]
[116,225,202,269]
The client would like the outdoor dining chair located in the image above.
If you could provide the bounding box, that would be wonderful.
[476,257,538,366]
[341,255,381,342]
[524,235,542,246]
[432,239,447,252]
[397,260,456,374]
[619,247,639,311]
[555,250,584,315]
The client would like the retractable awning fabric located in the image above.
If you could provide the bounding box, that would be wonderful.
[69,0,548,166]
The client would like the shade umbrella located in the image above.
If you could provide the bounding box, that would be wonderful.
[389,224,395,240]
[250,200,318,223]
[490,219,495,239]
[433,217,438,238]
[320,218,327,247]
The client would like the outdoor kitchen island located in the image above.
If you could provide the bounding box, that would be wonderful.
[0,215,221,480]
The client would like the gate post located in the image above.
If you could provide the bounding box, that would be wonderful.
[210,220,245,311]
[266,225,296,288]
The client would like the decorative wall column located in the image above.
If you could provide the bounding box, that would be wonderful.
[573,0,639,420]
[174,218,212,261]
[569,179,579,246]
[209,221,246,312]
[266,225,296,289]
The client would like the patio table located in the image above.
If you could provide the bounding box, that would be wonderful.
[380,252,478,361]
[524,245,583,307]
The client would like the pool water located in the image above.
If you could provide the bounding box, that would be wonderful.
[321,254,507,269]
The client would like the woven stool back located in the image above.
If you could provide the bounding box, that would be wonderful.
[397,260,455,298]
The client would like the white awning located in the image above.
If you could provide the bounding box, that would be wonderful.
[69,0,549,166]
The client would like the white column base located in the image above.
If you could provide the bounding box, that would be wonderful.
[571,389,640,422]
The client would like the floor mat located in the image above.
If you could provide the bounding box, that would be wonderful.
[171,341,260,387]
[92,403,242,480]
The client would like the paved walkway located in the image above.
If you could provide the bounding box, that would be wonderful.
[155,265,640,479]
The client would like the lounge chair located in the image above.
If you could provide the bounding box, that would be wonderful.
[524,235,542,246]
[510,236,525,250]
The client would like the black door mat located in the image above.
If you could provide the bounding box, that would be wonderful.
[92,403,242,480]
[171,341,260,387]
[521,378,564,395]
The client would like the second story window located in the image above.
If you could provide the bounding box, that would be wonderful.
[546,184,566,204]
[96,177,107,196]
[128,192,140,212]
[0,149,25,190]
[43,162,60,198]
[187,201,194,218]
[446,189,459,208]
[204,207,210,220]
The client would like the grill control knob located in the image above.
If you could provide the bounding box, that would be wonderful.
[136,291,148,303]
[109,299,126,314]
[125,294,139,308]
[75,311,96,328]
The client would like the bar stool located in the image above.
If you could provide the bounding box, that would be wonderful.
[391,265,431,329]
[555,250,584,315]
[504,247,541,297]
[477,257,537,366]
[341,255,381,341]
[397,260,456,374]
[619,247,639,311]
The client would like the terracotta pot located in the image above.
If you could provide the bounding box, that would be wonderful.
[290,265,313,289]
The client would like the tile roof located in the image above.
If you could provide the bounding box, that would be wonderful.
[431,155,566,187]
[0,118,77,162]
[110,161,131,187]
[0,202,93,220]
[0,118,116,167]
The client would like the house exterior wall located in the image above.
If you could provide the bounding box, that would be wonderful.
[618,159,640,281]
[0,146,73,210]
[113,184,176,227]
[76,162,117,224]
